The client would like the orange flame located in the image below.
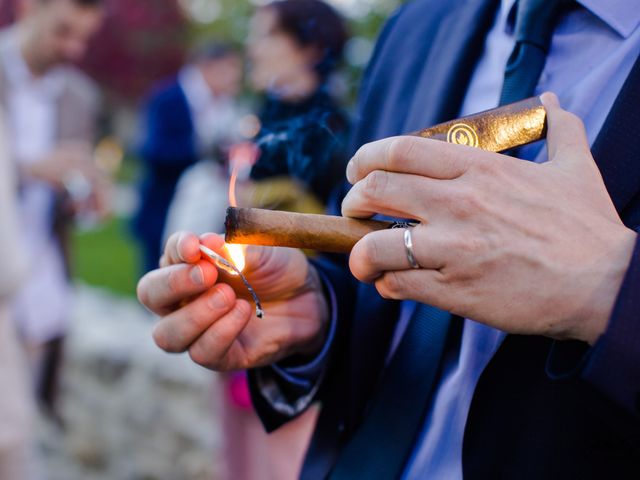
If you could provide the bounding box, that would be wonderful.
[226,143,261,272]
[229,166,239,208]
[225,167,244,274]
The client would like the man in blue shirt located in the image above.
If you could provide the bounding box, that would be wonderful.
[138,0,640,478]
[133,44,243,273]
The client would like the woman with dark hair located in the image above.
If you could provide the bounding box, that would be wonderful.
[247,0,350,205]
[216,3,350,479]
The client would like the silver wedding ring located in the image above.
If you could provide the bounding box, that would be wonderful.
[403,228,420,269]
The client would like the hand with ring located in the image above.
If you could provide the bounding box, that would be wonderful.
[342,93,636,346]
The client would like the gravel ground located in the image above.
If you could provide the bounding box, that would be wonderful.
[38,285,221,480]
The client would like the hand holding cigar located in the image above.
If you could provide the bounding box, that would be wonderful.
[225,97,547,253]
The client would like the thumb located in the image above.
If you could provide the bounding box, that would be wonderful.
[540,92,593,170]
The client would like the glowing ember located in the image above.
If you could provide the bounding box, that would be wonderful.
[224,243,246,273]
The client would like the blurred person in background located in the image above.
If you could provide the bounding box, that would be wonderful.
[245,0,350,213]
[210,2,350,479]
[133,44,244,274]
[0,0,107,419]
[0,107,37,480]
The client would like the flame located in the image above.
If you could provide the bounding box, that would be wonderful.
[228,166,239,207]
[224,243,246,273]
[225,142,259,273]
[226,163,243,273]
[228,142,261,208]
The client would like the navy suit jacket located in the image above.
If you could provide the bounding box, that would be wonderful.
[250,1,640,478]
[133,79,197,272]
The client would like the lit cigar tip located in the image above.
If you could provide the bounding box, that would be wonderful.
[225,207,240,243]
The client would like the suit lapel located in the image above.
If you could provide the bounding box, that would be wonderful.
[347,0,500,430]
[591,54,640,215]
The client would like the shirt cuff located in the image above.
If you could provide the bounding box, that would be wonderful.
[271,269,338,389]
[254,267,339,416]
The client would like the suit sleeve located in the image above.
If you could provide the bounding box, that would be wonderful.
[546,231,640,419]
[139,89,197,169]
[248,256,358,432]
[580,232,640,416]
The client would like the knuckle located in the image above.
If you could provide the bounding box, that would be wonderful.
[378,271,404,299]
[350,145,368,176]
[456,235,486,256]
[166,267,183,295]
[450,186,483,218]
[152,324,183,354]
[363,170,389,200]
[472,157,498,176]
[386,136,414,170]
[152,327,170,352]
[188,344,214,368]
[244,344,276,368]
[181,305,202,332]
[360,235,381,270]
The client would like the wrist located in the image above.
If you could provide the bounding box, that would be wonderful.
[292,264,330,357]
[573,226,637,345]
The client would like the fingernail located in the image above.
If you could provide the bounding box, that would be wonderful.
[190,265,204,285]
[209,289,228,309]
[177,232,187,262]
[346,161,355,184]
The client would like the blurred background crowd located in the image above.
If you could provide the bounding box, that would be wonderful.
[0,0,400,479]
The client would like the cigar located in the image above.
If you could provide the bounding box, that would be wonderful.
[225,97,547,253]
[225,207,407,253]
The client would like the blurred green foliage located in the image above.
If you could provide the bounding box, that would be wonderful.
[71,218,141,297]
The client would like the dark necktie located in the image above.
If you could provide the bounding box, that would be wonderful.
[331,2,570,478]
[499,0,566,105]
[330,304,451,479]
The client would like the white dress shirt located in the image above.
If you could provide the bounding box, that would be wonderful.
[2,29,72,343]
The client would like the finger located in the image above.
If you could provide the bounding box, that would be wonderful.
[152,283,236,353]
[374,269,453,308]
[137,260,218,315]
[342,170,448,220]
[187,299,253,370]
[160,231,202,267]
[200,232,226,251]
[346,135,488,185]
[349,225,448,282]
[540,92,591,167]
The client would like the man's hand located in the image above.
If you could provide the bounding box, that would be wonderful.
[24,141,112,219]
[343,93,637,345]
[24,142,98,189]
[137,233,328,371]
